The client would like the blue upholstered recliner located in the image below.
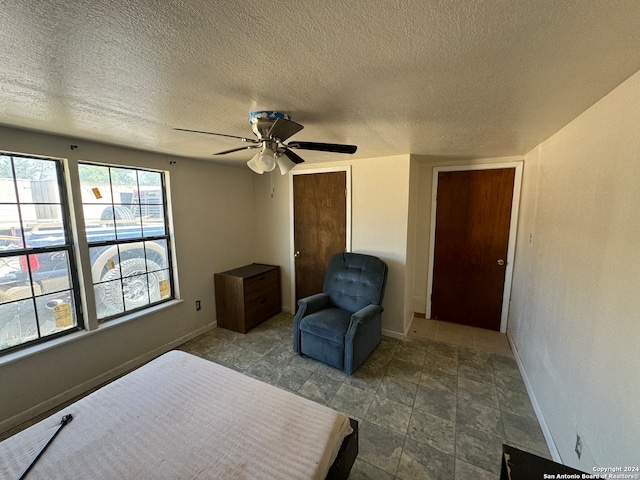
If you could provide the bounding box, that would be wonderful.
[293,252,388,375]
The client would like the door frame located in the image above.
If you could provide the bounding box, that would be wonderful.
[425,161,523,333]
[289,165,352,312]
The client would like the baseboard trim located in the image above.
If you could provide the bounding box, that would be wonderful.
[382,328,405,340]
[507,330,562,463]
[0,322,216,435]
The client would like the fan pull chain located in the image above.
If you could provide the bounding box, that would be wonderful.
[270,171,275,198]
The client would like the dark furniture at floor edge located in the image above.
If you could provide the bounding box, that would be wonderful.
[501,444,591,479]
[326,418,358,480]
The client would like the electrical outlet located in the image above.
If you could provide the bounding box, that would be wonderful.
[575,434,582,459]
[195,300,201,311]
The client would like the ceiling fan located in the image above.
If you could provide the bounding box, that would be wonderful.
[174,111,357,174]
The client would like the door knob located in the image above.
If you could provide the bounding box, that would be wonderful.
[497,259,505,266]
[294,251,300,258]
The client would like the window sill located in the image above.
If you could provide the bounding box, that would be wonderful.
[0,299,184,368]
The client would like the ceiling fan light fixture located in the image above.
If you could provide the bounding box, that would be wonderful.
[275,152,295,175]
[246,155,263,174]
[247,144,277,174]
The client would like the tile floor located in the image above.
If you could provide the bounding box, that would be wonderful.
[1,313,551,479]
[177,313,550,479]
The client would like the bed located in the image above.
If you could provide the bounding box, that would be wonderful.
[0,350,357,479]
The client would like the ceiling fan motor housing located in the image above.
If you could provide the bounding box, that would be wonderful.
[249,111,291,140]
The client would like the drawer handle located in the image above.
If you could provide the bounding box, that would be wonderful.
[261,299,267,304]
[259,276,266,280]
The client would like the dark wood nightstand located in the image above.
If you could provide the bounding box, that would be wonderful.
[214,264,281,333]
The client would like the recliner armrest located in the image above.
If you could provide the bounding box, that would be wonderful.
[350,304,384,325]
[344,303,384,374]
[297,292,330,317]
[293,293,331,354]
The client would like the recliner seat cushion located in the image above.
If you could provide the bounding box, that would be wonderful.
[299,308,352,343]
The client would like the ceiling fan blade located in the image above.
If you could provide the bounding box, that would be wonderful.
[213,144,262,155]
[287,141,357,154]
[174,128,258,143]
[268,118,304,141]
[283,148,306,164]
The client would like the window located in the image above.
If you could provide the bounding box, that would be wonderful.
[0,152,176,355]
[79,163,173,320]
[0,154,81,351]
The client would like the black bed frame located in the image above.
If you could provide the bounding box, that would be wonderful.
[325,418,358,480]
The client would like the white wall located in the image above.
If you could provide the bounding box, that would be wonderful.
[509,70,640,468]
[0,126,256,430]
[253,155,412,337]
[403,157,420,334]
[252,170,292,310]
[351,155,411,337]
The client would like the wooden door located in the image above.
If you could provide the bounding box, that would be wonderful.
[431,168,515,331]
[293,171,347,304]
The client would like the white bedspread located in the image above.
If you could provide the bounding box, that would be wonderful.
[0,350,353,480]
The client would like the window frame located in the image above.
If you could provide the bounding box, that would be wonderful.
[78,161,175,322]
[0,153,84,354]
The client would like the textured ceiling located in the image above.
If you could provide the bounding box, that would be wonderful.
[1,0,639,167]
